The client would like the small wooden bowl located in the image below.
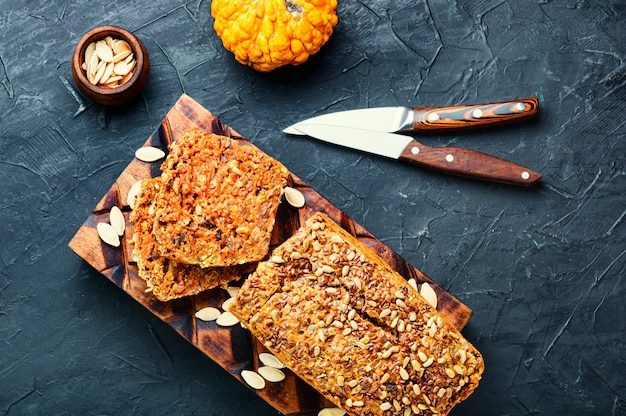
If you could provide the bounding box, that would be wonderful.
[72,26,150,106]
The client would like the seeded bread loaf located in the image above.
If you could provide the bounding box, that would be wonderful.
[230,213,484,416]
[150,129,289,268]
[130,179,252,301]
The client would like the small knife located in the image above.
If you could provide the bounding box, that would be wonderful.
[283,98,538,135]
[294,124,542,186]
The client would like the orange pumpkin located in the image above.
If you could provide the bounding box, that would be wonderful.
[211,0,338,72]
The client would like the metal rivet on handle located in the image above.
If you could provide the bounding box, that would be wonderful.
[411,146,420,155]
[427,112,440,122]
[445,154,454,162]
[471,109,483,118]
[515,102,526,112]
[521,171,530,180]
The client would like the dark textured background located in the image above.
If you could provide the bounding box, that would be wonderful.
[1,1,625,415]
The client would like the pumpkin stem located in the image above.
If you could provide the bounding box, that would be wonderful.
[285,0,303,15]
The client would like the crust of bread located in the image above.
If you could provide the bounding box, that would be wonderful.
[231,212,484,416]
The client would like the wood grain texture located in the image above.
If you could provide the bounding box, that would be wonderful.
[68,94,473,415]
[411,97,539,131]
[399,141,542,186]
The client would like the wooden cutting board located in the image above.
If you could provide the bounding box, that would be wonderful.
[68,94,473,415]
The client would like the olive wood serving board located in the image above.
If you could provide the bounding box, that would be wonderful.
[68,94,473,415]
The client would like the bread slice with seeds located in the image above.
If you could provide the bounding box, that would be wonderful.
[230,212,484,416]
[150,129,289,268]
[130,178,253,301]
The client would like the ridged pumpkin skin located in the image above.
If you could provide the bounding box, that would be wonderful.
[211,0,338,72]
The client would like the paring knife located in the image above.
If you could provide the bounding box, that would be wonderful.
[294,124,542,186]
[283,98,538,135]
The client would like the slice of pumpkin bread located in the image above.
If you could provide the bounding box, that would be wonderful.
[150,129,289,268]
[130,178,252,301]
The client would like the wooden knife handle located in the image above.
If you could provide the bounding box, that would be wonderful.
[411,98,538,131]
[399,140,542,186]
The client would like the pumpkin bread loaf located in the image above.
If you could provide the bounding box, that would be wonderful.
[230,212,484,416]
[150,129,289,268]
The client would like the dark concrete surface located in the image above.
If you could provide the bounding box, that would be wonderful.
[1,1,625,415]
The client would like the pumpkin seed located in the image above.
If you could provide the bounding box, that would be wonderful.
[112,50,132,63]
[114,60,133,77]
[216,311,239,326]
[120,70,134,85]
[97,222,120,247]
[134,146,165,162]
[221,297,234,311]
[85,42,96,66]
[87,51,99,80]
[226,285,240,298]
[270,255,285,264]
[195,307,221,322]
[241,370,265,390]
[109,206,125,236]
[83,37,136,88]
[318,408,347,416]
[284,186,305,208]
[257,366,286,382]
[135,146,165,163]
[104,36,114,49]
[92,61,107,85]
[95,40,113,62]
[127,180,143,209]
[420,283,438,309]
[114,39,131,53]
[100,62,115,85]
[259,352,285,369]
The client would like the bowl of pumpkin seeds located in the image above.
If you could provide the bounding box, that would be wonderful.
[72,25,150,106]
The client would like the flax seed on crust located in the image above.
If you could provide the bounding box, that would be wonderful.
[150,129,289,268]
[230,213,484,416]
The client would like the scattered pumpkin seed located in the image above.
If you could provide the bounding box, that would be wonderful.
[109,206,125,236]
[226,285,240,298]
[420,282,438,309]
[195,307,221,322]
[241,370,265,390]
[221,297,234,311]
[135,146,166,163]
[216,311,239,326]
[284,186,305,208]
[127,180,142,209]
[259,352,286,369]
[318,408,347,416]
[407,277,418,290]
[97,222,120,247]
[257,366,286,382]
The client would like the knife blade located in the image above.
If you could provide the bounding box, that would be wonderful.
[294,124,542,186]
[283,98,538,135]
